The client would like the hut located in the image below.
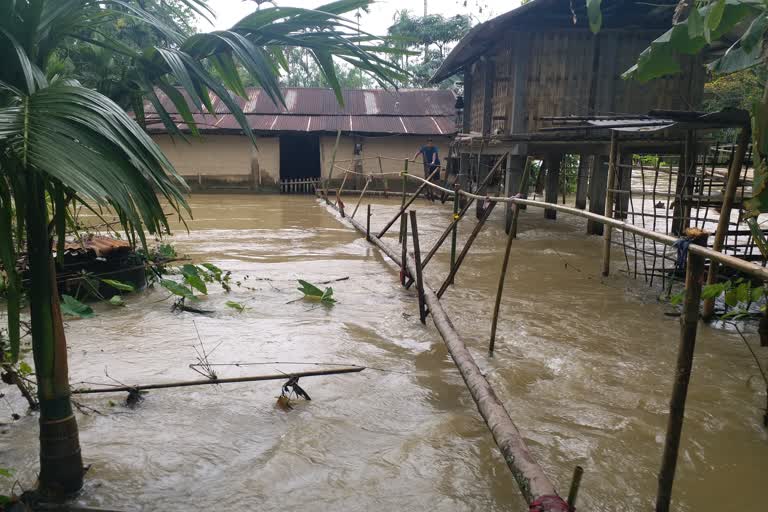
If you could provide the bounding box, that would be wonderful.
[144,87,457,192]
[430,0,706,232]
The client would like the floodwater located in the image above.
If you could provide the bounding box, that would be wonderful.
[2,194,767,511]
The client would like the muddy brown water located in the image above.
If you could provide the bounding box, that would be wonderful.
[1,194,767,511]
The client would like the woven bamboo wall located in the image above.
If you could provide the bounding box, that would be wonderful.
[466,29,704,134]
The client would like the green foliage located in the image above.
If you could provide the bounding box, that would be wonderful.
[60,295,95,318]
[225,300,247,313]
[181,264,208,295]
[297,280,337,305]
[160,279,199,301]
[672,278,766,319]
[101,279,136,292]
[387,11,471,87]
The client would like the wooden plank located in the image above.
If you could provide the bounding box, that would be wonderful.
[575,154,590,210]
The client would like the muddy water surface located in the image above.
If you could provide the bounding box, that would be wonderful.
[2,194,767,511]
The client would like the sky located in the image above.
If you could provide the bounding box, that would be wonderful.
[199,0,521,35]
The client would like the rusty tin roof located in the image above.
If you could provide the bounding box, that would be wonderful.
[144,88,458,136]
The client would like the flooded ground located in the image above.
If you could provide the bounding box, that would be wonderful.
[2,194,767,511]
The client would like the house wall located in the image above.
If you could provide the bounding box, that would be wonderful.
[153,133,453,190]
[466,28,704,135]
[153,134,281,189]
[318,135,454,179]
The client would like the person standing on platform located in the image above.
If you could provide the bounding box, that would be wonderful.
[413,138,441,201]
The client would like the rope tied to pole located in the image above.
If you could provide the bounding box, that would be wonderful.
[528,495,571,512]
[673,228,709,273]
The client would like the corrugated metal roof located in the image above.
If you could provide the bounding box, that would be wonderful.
[144,87,457,135]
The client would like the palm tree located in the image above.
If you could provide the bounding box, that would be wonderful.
[0,0,402,497]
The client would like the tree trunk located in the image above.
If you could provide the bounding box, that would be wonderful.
[26,171,84,496]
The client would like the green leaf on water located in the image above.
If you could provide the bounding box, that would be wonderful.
[201,263,223,279]
[101,278,135,292]
[225,300,247,313]
[160,279,199,301]
[60,295,95,318]
[18,361,32,376]
[108,295,125,306]
[181,264,208,294]
[297,280,336,305]
[0,468,12,478]
[670,291,685,306]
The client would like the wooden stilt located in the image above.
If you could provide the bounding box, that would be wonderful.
[544,155,562,219]
[671,130,696,236]
[335,171,349,206]
[602,132,620,277]
[409,211,427,324]
[504,155,525,233]
[567,466,584,511]
[510,157,533,239]
[437,201,496,299]
[450,183,460,285]
[587,154,608,235]
[655,229,708,512]
[399,159,408,243]
[615,154,632,220]
[703,127,750,319]
[575,155,589,210]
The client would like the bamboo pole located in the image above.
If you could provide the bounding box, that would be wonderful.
[72,367,364,394]
[400,174,768,282]
[655,229,708,512]
[702,126,750,319]
[335,171,349,207]
[450,183,460,285]
[351,177,371,219]
[378,155,389,198]
[409,210,427,324]
[404,154,508,289]
[489,160,532,355]
[323,129,342,202]
[378,166,438,240]
[399,160,408,243]
[567,466,584,510]
[366,204,371,242]
[400,213,408,285]
[602,131,619,277]
[324,201,564,507]
[437,201,496,299]
[510,157,533,239]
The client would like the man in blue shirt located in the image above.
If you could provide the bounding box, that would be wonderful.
[413,138,441,201]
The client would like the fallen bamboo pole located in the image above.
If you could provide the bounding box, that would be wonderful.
[71,367,364,394]
[656,229,708,512]
[602,131,619,277]
[321,199,563,507]
[410,210,427,324]
[378,167,439,240]
[437,201,496,299]
[702,126,750,319]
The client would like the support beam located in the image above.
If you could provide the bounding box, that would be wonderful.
[656,229,708,512]
[544,154,562,220]
[379,166,437,240]
[409,211,427,324]
[504,154,525,233]
[703,127,750,319]
[671,131,696,236]
[575,154,589,210]
[587,155,608,236]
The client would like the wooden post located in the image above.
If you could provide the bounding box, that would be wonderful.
[323,129,342,202]
[703,126,750,319]
[399,159,408,243]
[437,201,496,298]
[656,229,708,512]
[504,154,525,233]
[378,155,389,198]
[400,213,408,285]
[615,154,632,220]
[602,132,619,276]
[409,211,427,324]
[511,158,533,238]
[366,204,371,242]
[544,154,562,220]
[575,154,589,210]
[567,466,584,511]
[587,154,608,236]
